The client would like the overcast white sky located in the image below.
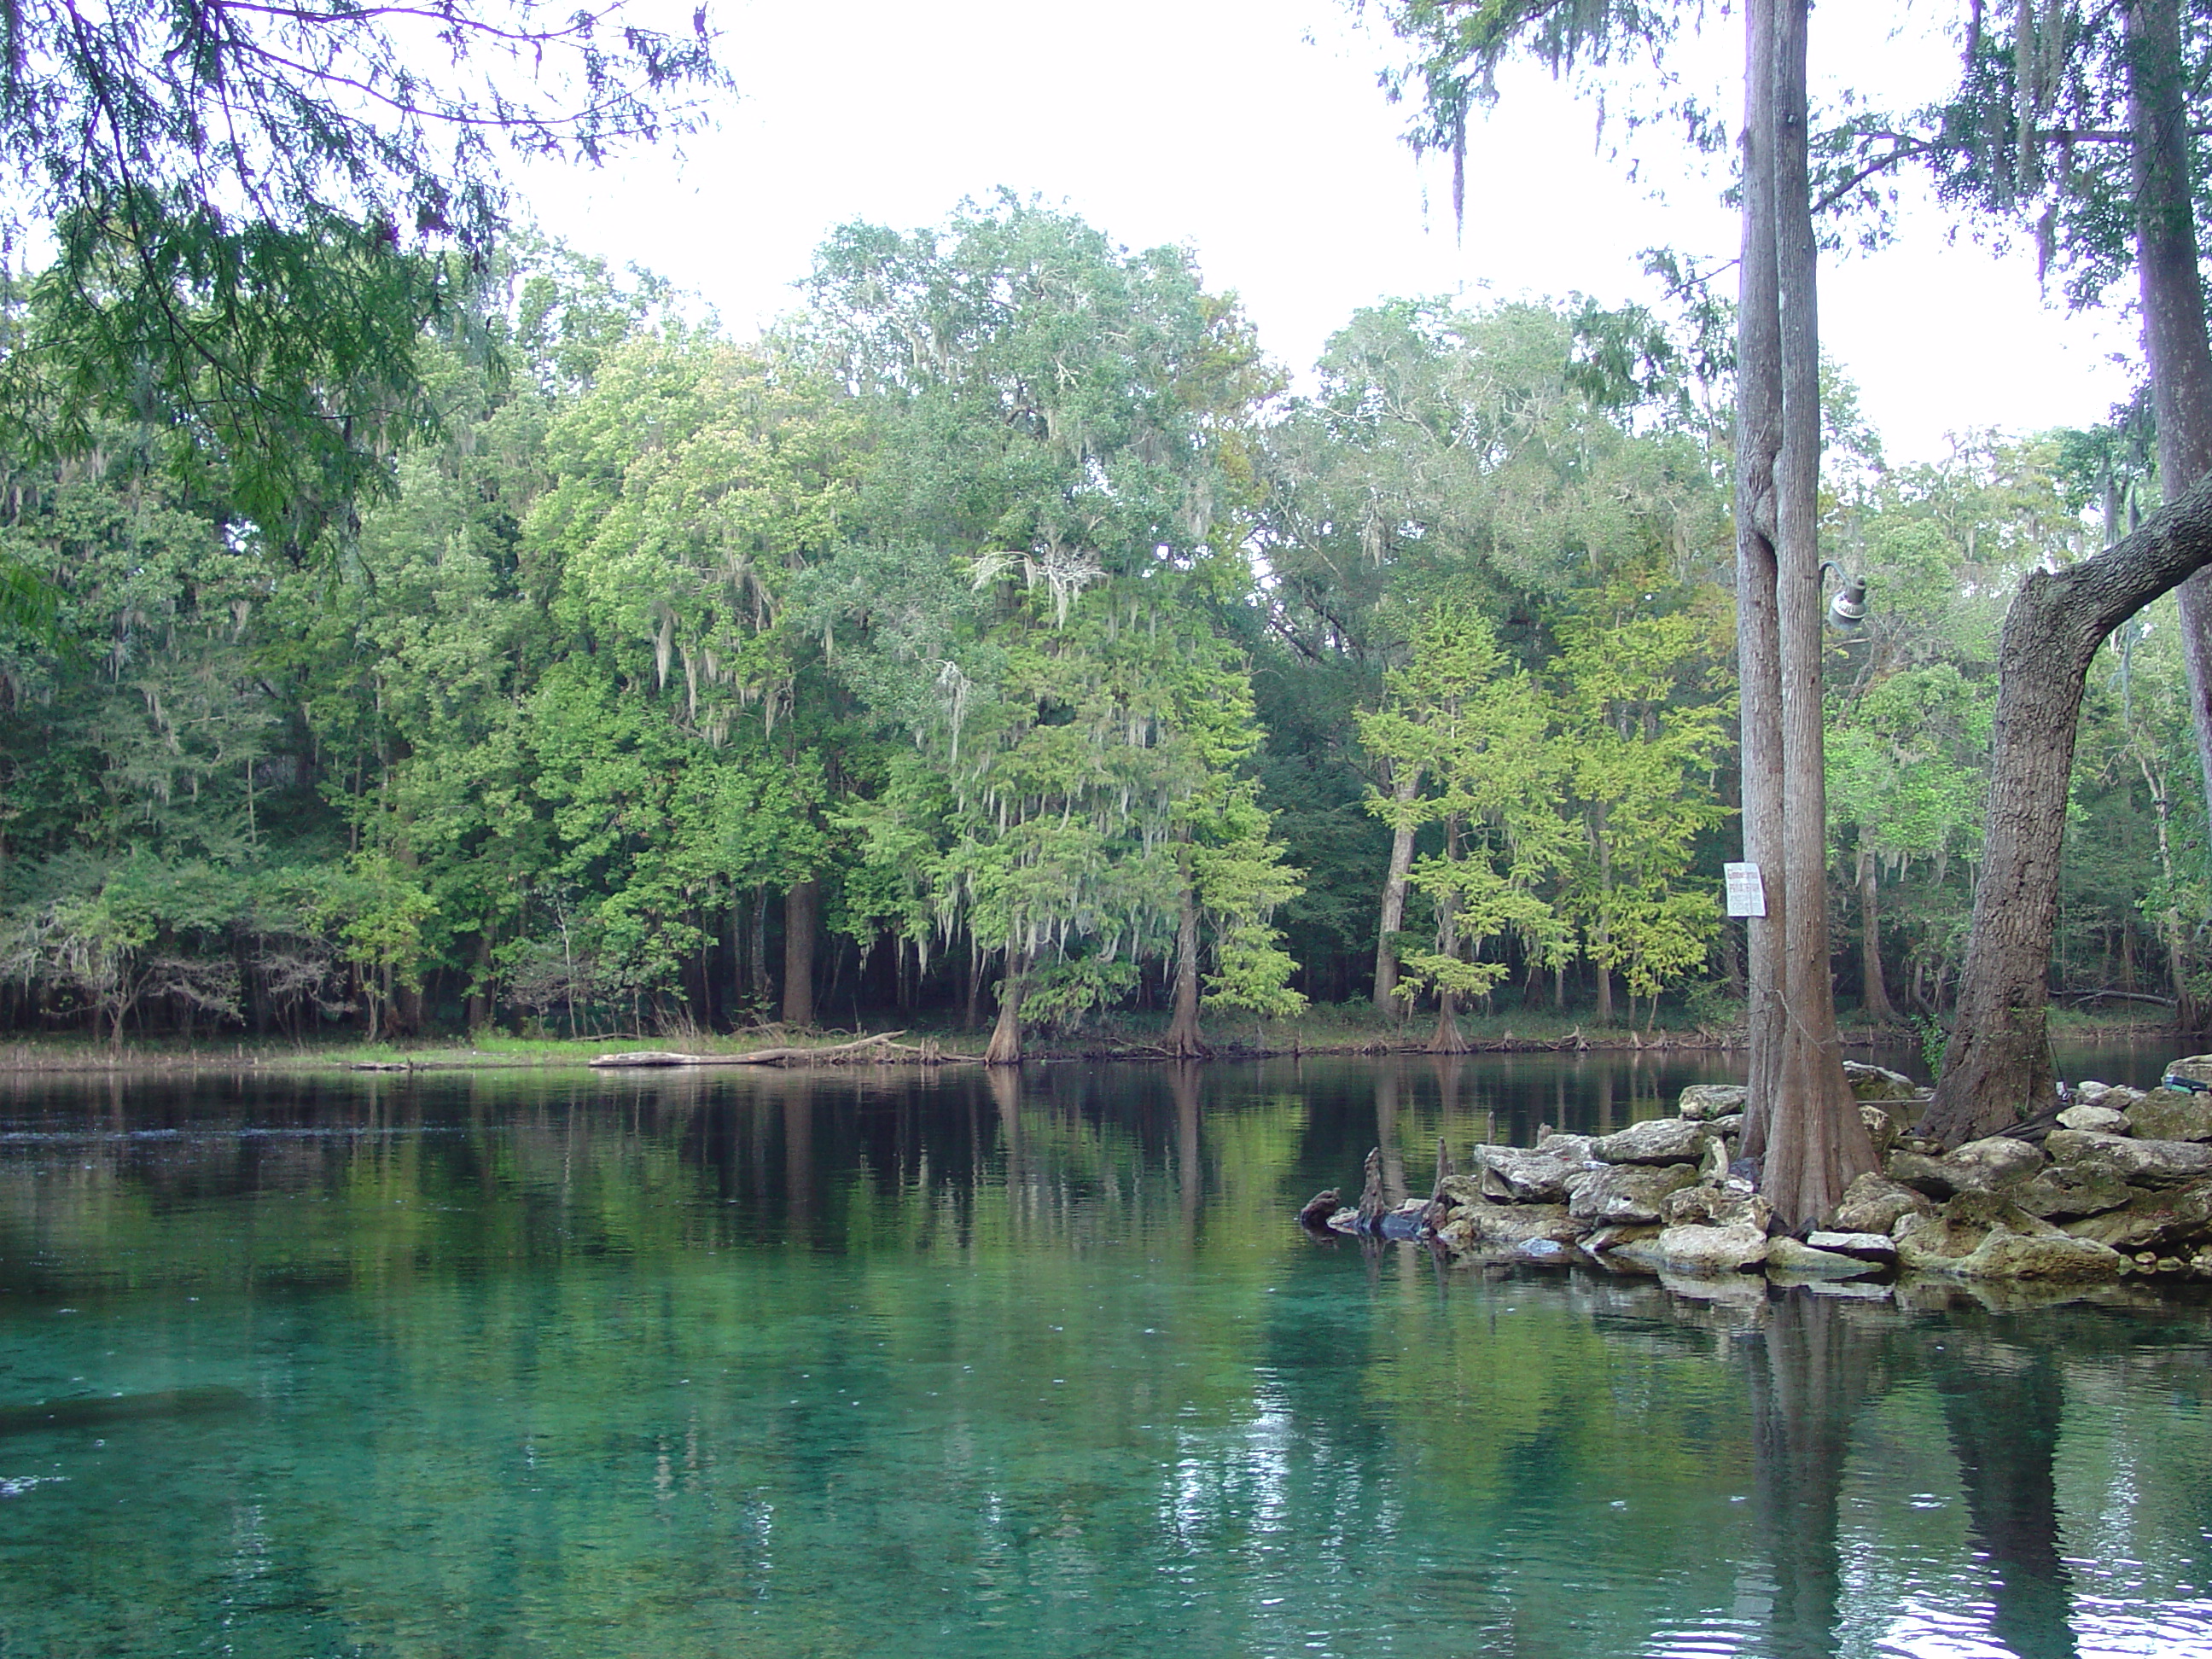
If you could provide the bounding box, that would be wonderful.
[515,0,2140,463]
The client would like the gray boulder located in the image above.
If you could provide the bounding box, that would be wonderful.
[1895,1190,2126,1282]
[2056,1103,2131,1134]
[1662,1182,1773,1233]
[1768,1236,1883,1279]
[1534,1132,1598,1162]
[1465,1146,1582,1204]
[1805,1230,1898,1260]
[1843,1060,1920,1101]
[1650,1222,1771,1274]
[2046,1130,2212,1185]
[1569,1163,1699,1225]
[1677,1084,1748,1121]
[2060,1176,2212,1253]
[1436,1202,1583,1254]
[1831,1173,1931,1235]
[1592,1118,1712,1166]
[2010,1161,2137,1220]
[1886,1135,2043,1197]
[1860,1103,1903,1158]
[2124,1090,2212,1144]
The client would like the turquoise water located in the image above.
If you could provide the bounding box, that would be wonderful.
[2,1056,2209,1658]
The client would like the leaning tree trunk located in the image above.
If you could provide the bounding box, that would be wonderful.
[2132,0,2212,860]
[1926,473,2212,1144]
[1372,765,1422,1014]
[1164,845,1211,1059]
[782,877,819,1027]
[985,942,1027,1066]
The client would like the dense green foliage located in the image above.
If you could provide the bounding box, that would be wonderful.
[0,201,2197,1046]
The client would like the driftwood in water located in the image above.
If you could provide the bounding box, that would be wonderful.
[591,1032,908,1069]
[1355,1148,1388,1231]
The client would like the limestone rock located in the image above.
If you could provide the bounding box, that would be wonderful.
[1860,1103,1901,1158]
[2046,1130,2212,1185]
[1676,1084,1747,1121]
[1465,1145,1581,1204]
[1767,1236,1883,1279]
[1885,1135,2042,1197]
[1805,1230,1898,1261]
[2010,1161,2137,1220]
[1436,1202,1582,1254]
[1568,1163,1699,1225]
[1650,1222,1771,1274]
[2075,1080,2112,1100]
[1534,1132,1598,1163]
[2061,1176,2212,1253]
[2124,1090,2212,1144]
[1947,1135,2046,1184]
[1894,1190,2122,1281]
[2056,1103,2131,1134]
[1583,1222,1663,1256]
[1592,1118,1711,1166]
[2101,1085,2146,1109]
[1842,1060,1919,1101]
[1951,1231,2126,1282]
[1832,1173,1931,1235]
[1662,1183,1773,1233]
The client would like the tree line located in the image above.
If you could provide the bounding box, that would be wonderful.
[0,199,2196,1057]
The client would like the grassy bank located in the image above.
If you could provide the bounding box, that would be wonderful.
[0,999,2180,1075]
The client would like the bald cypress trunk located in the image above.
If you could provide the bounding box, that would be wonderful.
[1731,0,1873,1227]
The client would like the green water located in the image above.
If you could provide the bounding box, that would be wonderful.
[2,1056,2209,1658]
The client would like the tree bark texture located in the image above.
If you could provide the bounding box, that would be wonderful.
[1735,0,1787,1158]
[1857,840,1900,1026]
[2130,0,2212,830]
[1737,0,1874,1227]
[985,943,1027,1065]
[782,878,819,1027]
[1928,471,2212,1144]
[1373,765,1421,1014]
[1165,848,1211,1059]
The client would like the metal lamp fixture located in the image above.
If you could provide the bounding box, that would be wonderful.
[1820,560,1867,631]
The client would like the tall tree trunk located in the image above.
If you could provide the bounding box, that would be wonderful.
[1165,842,1211,1058]
[985,942,1026,1065]
[782,878,818,1027]
[2139,750,2199,1027]
[1736,0,1789,1158]
[1856,838,1900,1027]
[2133,0,2212,827]
[1741,0,1874,1228]
[1373,765,1422,1014]
[1929,474,2212,1144]
[1429,814,1469,1053]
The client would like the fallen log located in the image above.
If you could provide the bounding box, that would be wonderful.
[591,1032,906,1069]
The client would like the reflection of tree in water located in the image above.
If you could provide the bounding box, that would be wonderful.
[1928,1329,2079,1659]
[1748,1290,1879,1659]
[1746,1289,2084,1659]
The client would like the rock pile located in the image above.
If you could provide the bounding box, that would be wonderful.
[1312,1059,2212,1288]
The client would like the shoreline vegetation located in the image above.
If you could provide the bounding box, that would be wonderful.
[0,1005,2174,1078]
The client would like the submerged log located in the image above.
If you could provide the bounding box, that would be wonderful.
[591,1032,907,1069]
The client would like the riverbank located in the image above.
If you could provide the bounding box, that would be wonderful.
[0,1004,2174,1075]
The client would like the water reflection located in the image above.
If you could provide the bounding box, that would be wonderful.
[0,1057,2204,1659]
